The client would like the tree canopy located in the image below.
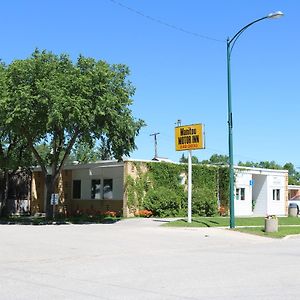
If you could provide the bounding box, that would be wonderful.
[0,49,145,216]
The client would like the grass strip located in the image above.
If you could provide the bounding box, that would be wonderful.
[163,216,300,228]
[235,226,300,239]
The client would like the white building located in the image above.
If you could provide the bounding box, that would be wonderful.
[234,166,288,216]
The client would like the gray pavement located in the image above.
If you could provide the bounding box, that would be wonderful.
[1,218,300,299]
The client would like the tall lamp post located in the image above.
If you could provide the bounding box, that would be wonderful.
[227,11,284,229]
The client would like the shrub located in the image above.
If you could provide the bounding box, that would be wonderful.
[192,187,218,217]
[143,187,182,217]
[135,209,153,218]
[104,211,117,218]
[218,205,228,216]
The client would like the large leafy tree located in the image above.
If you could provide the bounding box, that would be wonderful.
[1,50,144,217]
[0,62,33,215]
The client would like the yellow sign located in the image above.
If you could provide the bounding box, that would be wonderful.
[175,124,205,151]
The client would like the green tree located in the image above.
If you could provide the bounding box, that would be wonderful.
[179,153,199,164]
[0,63,33,216]
[238,160,300,185]
[237,161,258,168]
[283,162,300,185]
[2,50,144,217]
[238,160,281,169]
[199,154,229,165]
[69,141,99,164]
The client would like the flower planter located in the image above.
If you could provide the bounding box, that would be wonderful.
[264,217,278,233]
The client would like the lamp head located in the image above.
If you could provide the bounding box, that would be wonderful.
[267,11,284,19]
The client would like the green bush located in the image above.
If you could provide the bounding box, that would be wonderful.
[192,187,218,217]
[143,187,182,217]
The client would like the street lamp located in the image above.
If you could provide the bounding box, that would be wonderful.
[227,11,283,229]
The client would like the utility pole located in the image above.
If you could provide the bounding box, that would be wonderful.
[150,132,160,159]
[175,119,182,127]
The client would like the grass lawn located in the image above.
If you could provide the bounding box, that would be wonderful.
[235,226,300,239]
[163,216,300,238]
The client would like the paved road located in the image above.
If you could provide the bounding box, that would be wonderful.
[1,218,300,299]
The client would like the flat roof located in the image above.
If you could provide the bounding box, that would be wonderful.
[32,158,288,174]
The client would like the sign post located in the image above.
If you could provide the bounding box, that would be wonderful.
[51,193,59,219]
[187,150,192,223]
[175,124,205,223]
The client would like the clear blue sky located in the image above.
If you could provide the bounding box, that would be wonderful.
[1,0,299,166]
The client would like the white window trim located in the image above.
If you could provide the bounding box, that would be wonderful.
[236,187,245,201]
[272,189,281,201]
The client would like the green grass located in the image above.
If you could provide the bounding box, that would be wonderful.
[235,226,300,239]
[163,216,300,238]
[164,216,300,228]
[163,217,265,227]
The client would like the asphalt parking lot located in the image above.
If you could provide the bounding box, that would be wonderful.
[1,218,300,300]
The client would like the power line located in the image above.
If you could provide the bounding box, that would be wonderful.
[108,0,225,43]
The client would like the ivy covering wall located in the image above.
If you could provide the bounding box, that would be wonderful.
[125,161,229,217]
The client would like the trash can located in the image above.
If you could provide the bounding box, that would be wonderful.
[288,203,298,217]
[264,216,278,233]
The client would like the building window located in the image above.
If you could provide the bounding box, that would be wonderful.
[236,188,245,200]
[103,179,113,200]
[73,180,81,199]
[273,189,280,201]
[91,179,101,199]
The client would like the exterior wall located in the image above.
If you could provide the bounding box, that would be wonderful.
[71,199,123,215]
[71,164,124,215]
[31,171,45,213]
[57,170,73,215]
[252,175,268,216]
[31,162,125,216]
[267,174,286,216]
[31,170,73,215]
[123,161,148,217]
[30,161,289,218]
[250,171,288,216]
[284,174,289,214]
[234,171,252,216]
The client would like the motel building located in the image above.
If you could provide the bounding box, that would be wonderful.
[30,159,289,217]
[234,166,288,216]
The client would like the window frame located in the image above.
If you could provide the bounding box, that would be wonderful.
[91,179,101,200]
[236,187,245,201]
[273,189,281,201]
[103,179,113,200]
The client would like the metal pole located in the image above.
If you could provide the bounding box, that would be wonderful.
[227,39,235,229]
[226,12,283,228]
[187,150,192,223]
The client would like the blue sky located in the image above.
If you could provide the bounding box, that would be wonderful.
[1,0,299,166]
